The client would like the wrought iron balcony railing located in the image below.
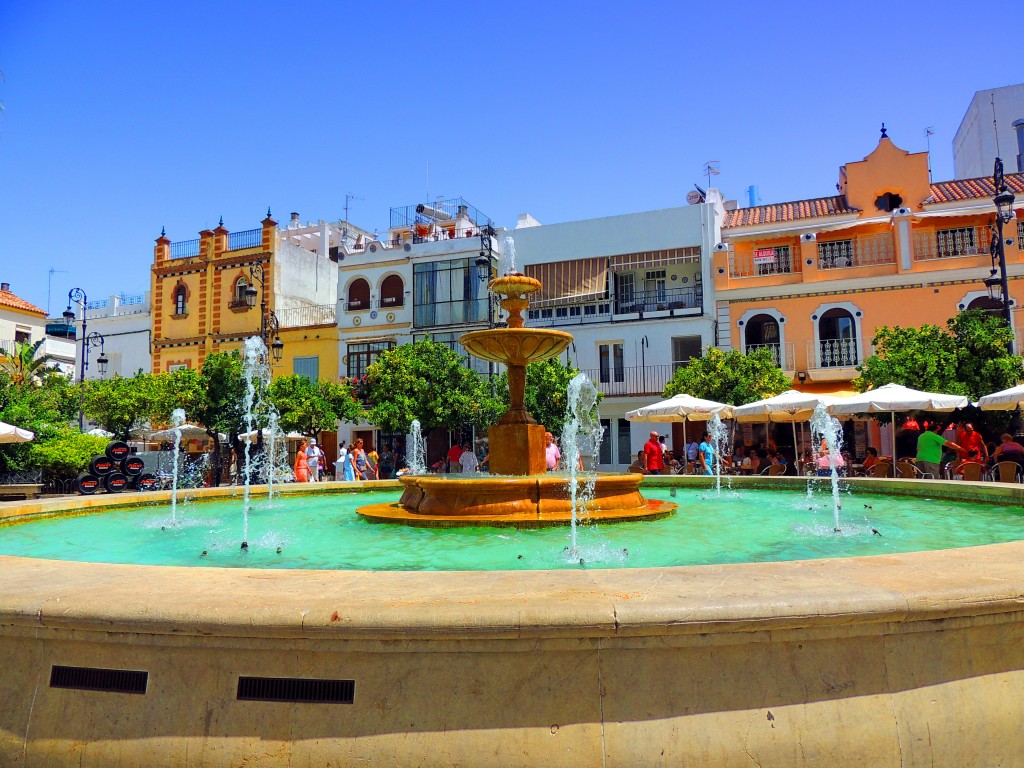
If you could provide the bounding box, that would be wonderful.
[613,285,702,314]
[817,234,895,269]
[806,338,863,369]
[743,342,795,370]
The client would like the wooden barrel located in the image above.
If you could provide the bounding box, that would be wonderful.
[105,441,131,462]
[76,474,100,495]
[89,455,115,476]
[103,472,129,493]
[122,456,145,476]
[135,473,159,492]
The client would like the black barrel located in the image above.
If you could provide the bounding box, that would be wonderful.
[135,473,159,492]
[76,474,101,495]
[106,441,131,462]
[89,455,115,476]
[104,472,129,493]
[122,456,145,476]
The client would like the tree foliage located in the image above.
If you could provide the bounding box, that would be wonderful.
[494,357,592,436]
[364,340,501,433]
[0,340,60,386]
[855,310,1024,399]
[662,347,790,405]
[81,372,160,441]
[0,369,78,471]
[29,428,109,479]
[269,374,363,437]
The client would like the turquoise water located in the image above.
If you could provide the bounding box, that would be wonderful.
[1,487,1022,571]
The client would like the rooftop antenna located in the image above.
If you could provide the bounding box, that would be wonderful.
[991,94,1002,157]
[343,193,363,223]
[703,160,720,190]
[47,267,68,317]
[924,127,935,182]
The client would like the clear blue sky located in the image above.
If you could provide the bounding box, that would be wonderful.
[0,0,1003,315]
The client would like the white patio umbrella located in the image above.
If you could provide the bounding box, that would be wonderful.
[85,427,114,438]
[626,394,734,466]
[0,420,34,444]
[976,383,1024,411]
[828,383,969,472]
[239,428,306,442]
[147,423,224,441]
[732,390,840,458]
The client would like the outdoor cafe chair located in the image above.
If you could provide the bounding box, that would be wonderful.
[866,462,893,478]
[958,462,985,482]
[896,459,933,480]
[992,460,1021,484]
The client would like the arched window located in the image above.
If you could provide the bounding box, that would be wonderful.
[743,313,781,366]
[347,278,370,310]
[174,286,187,316]
[967,295,1005,319]
[817,308,857,367]
[379,274,404,308]
[234,277,249,306]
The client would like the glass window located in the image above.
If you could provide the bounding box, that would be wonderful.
[380,275,405,307]
[671,336,702,369]
[413,258,486,328]
[234,277,248,305]
[616,419,632,465]
[293,356,319,380]
[599,419,612,464]
[599,343,625,383]
[174,287,187,315]
[348,341,394,379]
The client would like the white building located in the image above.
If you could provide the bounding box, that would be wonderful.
[0,281,55,369]
[335,198,501,449]
[953,83,1024,179]
[510,195,725,468]
[73,292,153,380]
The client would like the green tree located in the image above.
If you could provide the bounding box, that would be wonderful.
[269,374,363,437]
[855,310,1023,399]
[29,428,109,479]
[0,369,80,471]
[0,340,60,386]
[662,347,790,405]
[81,372,160,440]
[364,340,501,433]
[494,357,592,436]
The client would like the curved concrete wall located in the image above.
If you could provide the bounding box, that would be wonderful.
[1,477,1023,766]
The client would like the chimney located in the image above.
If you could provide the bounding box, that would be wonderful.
[289,212,301,229]
[0,282,9,292]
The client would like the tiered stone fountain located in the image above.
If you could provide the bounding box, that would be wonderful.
[357,273,676,527]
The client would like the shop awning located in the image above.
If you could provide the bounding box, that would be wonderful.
[525,257,608,308]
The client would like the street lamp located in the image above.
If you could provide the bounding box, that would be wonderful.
[63,289,109,429]
[988,157,1017,351]
[246,263,285,363]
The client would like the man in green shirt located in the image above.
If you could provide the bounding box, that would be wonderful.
[916,423,961,478]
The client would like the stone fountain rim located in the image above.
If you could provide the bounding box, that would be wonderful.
[0,476,1022,645]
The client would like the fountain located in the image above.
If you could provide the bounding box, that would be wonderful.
[357,271,676,526]
[407,418,426,475]
[811,402,845,531]
[168,407,186,524]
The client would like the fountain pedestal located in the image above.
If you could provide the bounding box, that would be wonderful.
[357,273,676,527]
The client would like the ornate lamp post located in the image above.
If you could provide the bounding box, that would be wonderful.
[63,289,109,429]
[986,157,1017,352]
[476,224,499,395]
[243,264,285,363]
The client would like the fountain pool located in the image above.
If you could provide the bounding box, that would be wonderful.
[3,476,1024,767]
[1,484,1023,570]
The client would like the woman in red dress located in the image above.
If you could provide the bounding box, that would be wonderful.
[294,440,310,483]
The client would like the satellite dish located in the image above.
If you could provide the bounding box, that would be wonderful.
[686,190,702,205]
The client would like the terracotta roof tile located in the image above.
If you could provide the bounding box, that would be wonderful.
[926,172,1024,204]
[723,195,859,228]
[0,288,46,317]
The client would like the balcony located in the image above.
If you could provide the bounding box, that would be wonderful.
[744,342,795,372]
[577,364,677,398]
[805,337,865,380]
[912,226,990,261]
[275,304,336,328]
[613,285,702,315]
[817,234,895,269]
[729,245,800,278]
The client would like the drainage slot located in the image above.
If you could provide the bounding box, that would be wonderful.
[237,676,355,704]
[50,665,148,694]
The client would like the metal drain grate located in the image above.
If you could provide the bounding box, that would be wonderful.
[237,676,355,704]
[50,665,148,694]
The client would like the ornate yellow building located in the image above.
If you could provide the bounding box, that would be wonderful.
[150,212,350,377]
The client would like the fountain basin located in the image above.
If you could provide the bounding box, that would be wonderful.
[3,477,1024,766]
[459,327,573,366]
[361,473,675,527]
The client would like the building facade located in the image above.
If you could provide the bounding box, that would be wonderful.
[714,131,1024,452]
[510,199,724,468]
[151,212,366,375]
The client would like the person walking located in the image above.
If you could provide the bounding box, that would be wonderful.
[698,431,715,475]
[544,431,561,471]
[643,431,665,475]
[353,438,373,480]
[335,441,348,481]
[917,422,962,478]
[378,443,395,480]
[294,440,310,483]
[458,442,479,473]
[305,438,322,483]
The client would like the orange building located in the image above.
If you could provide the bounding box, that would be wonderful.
[713,129,1024,396]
